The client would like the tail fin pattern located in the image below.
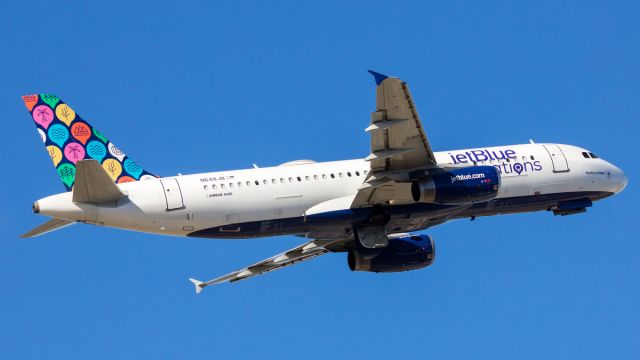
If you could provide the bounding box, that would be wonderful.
[23,94,157,191]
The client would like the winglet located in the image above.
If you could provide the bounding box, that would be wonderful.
[189,278,206,294]
[368,70,389,85]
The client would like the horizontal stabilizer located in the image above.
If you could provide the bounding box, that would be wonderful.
[73,160,127,204]
[189,278,206,294]
[20,218,75,238]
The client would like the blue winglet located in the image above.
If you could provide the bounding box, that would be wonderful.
[368,70,389,85]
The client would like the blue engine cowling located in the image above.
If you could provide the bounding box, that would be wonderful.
[348,234,435,272]
[411,166,501,204]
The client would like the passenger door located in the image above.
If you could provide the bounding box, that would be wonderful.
[543,145,570,173]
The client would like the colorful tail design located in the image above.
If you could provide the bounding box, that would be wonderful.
[23,94,157,191]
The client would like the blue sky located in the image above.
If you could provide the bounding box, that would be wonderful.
[1,1,638,358]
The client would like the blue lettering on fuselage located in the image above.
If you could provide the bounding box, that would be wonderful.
[448,148,543,176]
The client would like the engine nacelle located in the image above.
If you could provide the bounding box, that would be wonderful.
[348,234,435,272]
[411,166,500,204]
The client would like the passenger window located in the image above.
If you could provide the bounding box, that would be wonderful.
[263,179,268,185]
[238,182,242,187]
[530,155,535,160]
[322,174,327,179]
[330,174,335,179]
[212,184,217,189]
[297,176,302,182]
[246,181,251,187]
[255,180,259,186]
[339,173,344,178]
[364,170,368,175]
[203,185,208,190]
[314,175,319,180]
[582,152,590,158]
[355,171,360,176]
[347,172,352,177]
[280,178,285,183]
[272,179,277,184]
[305,176,310,181]
[589,152,599,159]
[288,177,293,182]
[229,183,234,188]
[221,184,226,189]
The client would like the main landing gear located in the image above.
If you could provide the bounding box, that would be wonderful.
[355,207,391,249]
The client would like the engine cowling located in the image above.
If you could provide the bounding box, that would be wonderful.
[411,166,500,204]
[348,234,435,272]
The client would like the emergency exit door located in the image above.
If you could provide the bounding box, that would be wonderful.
[160,178,185,211]
[543,145,570,173]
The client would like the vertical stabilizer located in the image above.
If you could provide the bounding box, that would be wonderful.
[22,94,157,191]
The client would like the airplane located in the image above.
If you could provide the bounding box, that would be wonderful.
[21,71,628,294]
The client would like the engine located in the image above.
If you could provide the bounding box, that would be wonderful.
[348,234,435,272]
[411,166,500,204]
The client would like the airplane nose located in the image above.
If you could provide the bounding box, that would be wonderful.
[619,170,628,192]
[608,164,628,193]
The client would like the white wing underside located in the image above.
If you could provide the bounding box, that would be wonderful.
[189,238,345,293]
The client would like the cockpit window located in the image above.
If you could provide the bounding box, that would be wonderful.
[589,152,599,159]
[582,152,590,158]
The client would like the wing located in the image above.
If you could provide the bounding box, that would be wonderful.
[366,70,436,170]
[352,71,437,208]
[188,239,345,293]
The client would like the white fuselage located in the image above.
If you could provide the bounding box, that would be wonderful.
[34,143,627,237]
